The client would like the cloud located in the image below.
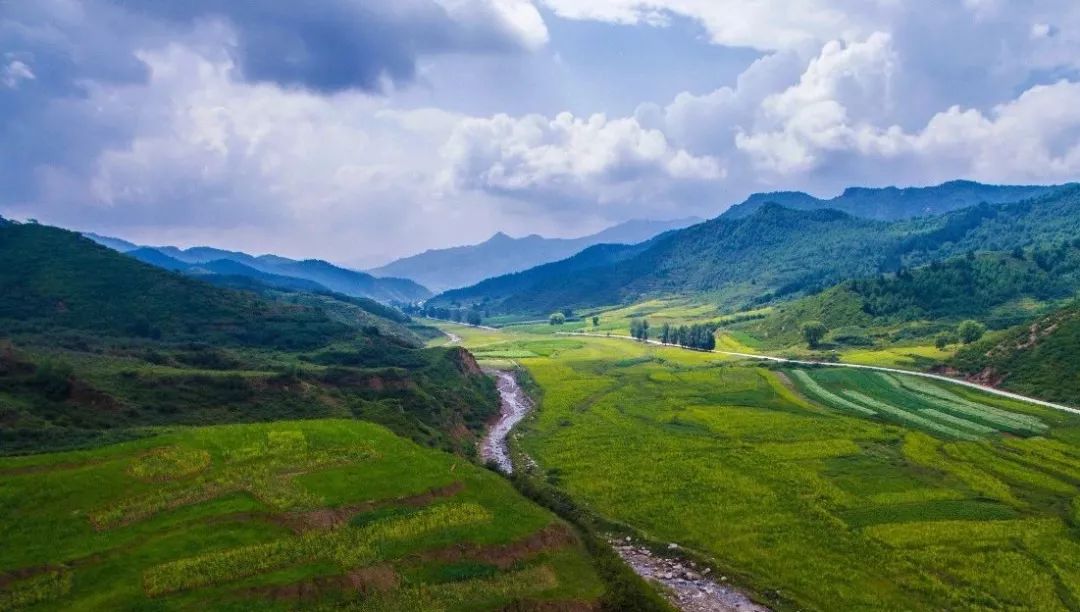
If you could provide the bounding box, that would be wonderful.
[3,0,1080,266]
[443,111,723,207]
[125,0,548,92]
[538,0,873,51]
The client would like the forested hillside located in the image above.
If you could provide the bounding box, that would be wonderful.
[747,248,1080,347]
[0,222,496,455]
[434,186,1080,316]
[952,301,1080,403]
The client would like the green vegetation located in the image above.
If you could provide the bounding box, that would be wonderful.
[801,321,828,348]
[447,329,1080,611]
[953,301,1080,403]
[433,186,1080,317]
[0,222,498,455]
[0,420,604,609]
[958,319,987,344]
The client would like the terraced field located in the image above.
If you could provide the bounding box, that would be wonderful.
[0,420,603,610]
[435,323,1080,611]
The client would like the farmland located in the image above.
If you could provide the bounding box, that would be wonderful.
[437,322,1080,611]
[0,419,604,610]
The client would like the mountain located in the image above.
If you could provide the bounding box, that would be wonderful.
[432,186,1080,316]
[952,301,1080,404]
[722,180,1066,221]
[746,248,1080,348]
[368,217,701,292]
[88,237,431,303]
[124,247,331,293]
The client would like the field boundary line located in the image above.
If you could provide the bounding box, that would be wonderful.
[557,332,1080,417]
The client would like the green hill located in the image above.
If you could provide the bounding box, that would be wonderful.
[952,302,1080,404]
[0,222,497,455]
[0,223,349,349]
[0,419,605,610]
[434,186,1080,316]
[745,248,1080,347]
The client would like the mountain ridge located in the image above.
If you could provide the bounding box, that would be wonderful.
[432,185,1080,316]
[722,180,1068,221]
[368,217,702,292]
[85,236,430,303]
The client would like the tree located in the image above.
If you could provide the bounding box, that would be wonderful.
[549,312,566,326]
[958,320,986,344]
[592,316,600,327]
[466,310,482,326]
[630,318,650,341]
[659,323,671,344]
[935,332,959,350]
[802,321,828,348]
[561,307,574,319]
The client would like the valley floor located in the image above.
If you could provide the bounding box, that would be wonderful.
[434,321,1080,612]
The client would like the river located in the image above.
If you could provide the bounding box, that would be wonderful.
[479,370,534,474]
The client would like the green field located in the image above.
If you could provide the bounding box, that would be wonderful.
[0,420,604,610]
[437,323,1080,611]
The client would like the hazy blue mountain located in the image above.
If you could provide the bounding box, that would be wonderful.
[83,232,140,252]
[368,217,701,292]
[89,237,431,303]
[433,186,1080,315]
[722,180,1066,221]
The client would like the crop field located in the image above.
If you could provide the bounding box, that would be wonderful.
[0,420,603,610]
[442,328,1080,611]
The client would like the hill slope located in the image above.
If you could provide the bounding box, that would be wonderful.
[0,419,605,610]
[723,180,1065,221]
[369,217,700,292]
[747,248,1080,347]
[952,301,1080,404]
[434,186,1080,316]
[0,221,497,454]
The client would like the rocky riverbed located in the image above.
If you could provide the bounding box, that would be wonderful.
[480,370,534,474]
[611,538,771,612]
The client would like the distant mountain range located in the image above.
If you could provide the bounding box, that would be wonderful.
[367,217,702,293]
[84,237,431,303]
[432,184,1080,315]
[722,180,1067,221]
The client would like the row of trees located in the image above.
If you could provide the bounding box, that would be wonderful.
[659,323,717,350]
[409,304,484,326]
[629,318,718,350]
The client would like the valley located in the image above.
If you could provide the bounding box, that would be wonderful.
[9,5,1080,609]
[4,183,1080,611]
[433,321,1080,611]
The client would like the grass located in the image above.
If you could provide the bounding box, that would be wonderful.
[447,328,1080,611]
[0,420,604,610]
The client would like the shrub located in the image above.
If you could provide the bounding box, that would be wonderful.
[958,320,986,344]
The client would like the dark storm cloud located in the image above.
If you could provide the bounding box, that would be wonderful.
[115,0,540,92]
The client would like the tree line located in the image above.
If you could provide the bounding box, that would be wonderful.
[630,318,717,350]
[404,304,484,326]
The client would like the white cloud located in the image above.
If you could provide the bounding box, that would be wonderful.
[443,111,722,206]
[1,60,36,88]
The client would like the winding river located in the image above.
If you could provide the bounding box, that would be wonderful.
[479,370,534,474]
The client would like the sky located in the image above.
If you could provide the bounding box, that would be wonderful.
[3,1,1080,268]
